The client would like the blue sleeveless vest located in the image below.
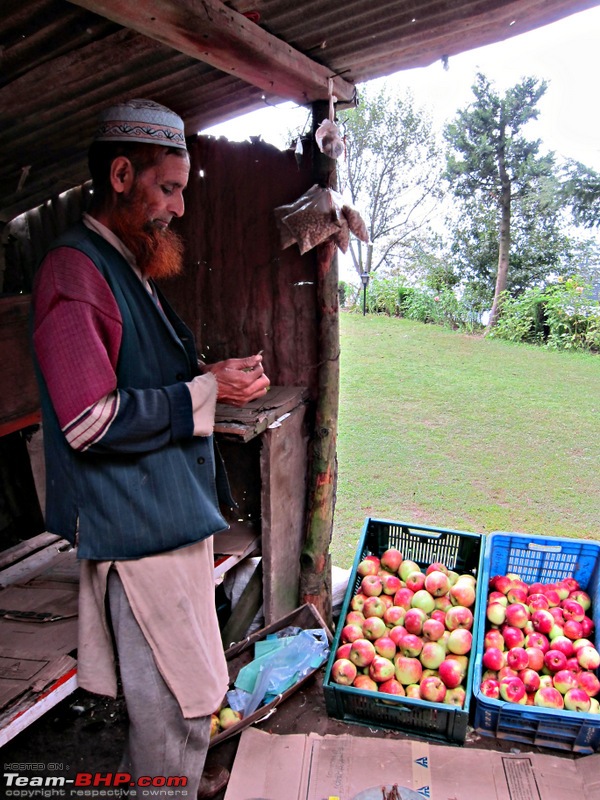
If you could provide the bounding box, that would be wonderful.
[36,222,230,560]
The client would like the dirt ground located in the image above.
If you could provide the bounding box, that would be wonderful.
[0,666,582,800]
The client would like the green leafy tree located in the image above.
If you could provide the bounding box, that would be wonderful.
[561,159,600,229]
[336,85,444,281]
[444,73,555,329]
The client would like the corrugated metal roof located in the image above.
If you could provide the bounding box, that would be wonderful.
[1,0,598,222]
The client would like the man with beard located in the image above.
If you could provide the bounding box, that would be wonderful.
[31,99,269,799]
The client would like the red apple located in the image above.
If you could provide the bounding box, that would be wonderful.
[388,625,408,647]
[505,603,530,629]
[544,649,568,673]
[480,678,500,699]
[345,610,365,626]
[362,616,388,641]
[361,575,383,597]
[369,654,396,683]
[502,626,525,649]
[499,676,526,704]
[486,602,507,626]
[398,633,423,658]
[438,657,464,689]
[519,668,541,694]
[449,579,476,608]
[341,623,363,643]
[350,593,367,612]
[543,588,561,608]
[394,655,423,685]
[424,570,450,597]
[525,646,545,672]
[482,647,505,672]
[426,561,449,575]
[485,629,505,650]
[563,619,584,641]
[353,674,379,692]
[577,670,600,697]
[399,560,421,582]
[379,677,406,695]
[419,675,447,703]
[422,617,445,642]
[527,593,550,611]
[380,548,403,573]
[331,658,358,686]
[445,606,473,631]
[531,609,554,634]
[374,635,397,660]
[551,636,575,658]
[405,571,426,592]
[506,647,529,671]
[380,573,402,596]
[420,641,446,670]
[393,587,415,610]
[383,605,406,627]
[357,558,380,578]
[525,631,549,652]
[534,686,564,708]
[447,628,472,655]
[580,616,595,637]
[404,607,427,635]
[411,589,436,615]
[577,645,600,670]
[564,687,592,712]
[562,599,585,622]
[553,669,579,695]
[569,589,591,611]
[363,595,387,619]
[506,586,528,605]
[349,638,376,667]
[443,686,466,707]
[336,642,353,660]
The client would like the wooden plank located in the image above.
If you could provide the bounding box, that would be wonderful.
[214,386,308,441]
[0,533,62,572]
[0,543,73,589]
[260,404,309,624]
[0,667,78,748]
[69,0,356,107]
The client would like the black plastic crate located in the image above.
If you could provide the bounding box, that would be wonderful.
[323,517,484,744]
[473,531,600,754]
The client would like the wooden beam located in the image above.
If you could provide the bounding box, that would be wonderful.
[68,0,356,107]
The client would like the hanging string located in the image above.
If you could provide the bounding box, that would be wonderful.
[327,78,337,122]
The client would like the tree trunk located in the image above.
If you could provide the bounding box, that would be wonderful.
[487,120,511,331]
[299,101,339,627]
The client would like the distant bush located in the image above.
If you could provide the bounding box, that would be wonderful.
[491,277,600,352]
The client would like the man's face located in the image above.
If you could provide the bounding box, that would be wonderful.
[111,152,190,279]
[133,153,190,229]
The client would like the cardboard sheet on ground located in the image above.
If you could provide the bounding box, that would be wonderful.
[0,580,78,709]
[225,727,600,800]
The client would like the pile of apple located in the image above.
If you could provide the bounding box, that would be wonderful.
[210,704,243,739]
[330,547,477,707]
[480,572,600,712]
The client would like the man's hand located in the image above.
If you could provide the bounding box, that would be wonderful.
[205,354,270,407]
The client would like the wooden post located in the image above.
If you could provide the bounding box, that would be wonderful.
[299,100,339,627]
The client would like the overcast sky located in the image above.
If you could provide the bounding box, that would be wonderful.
[203,5,600,171]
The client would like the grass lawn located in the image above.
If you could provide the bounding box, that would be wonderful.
[331,312,600,569]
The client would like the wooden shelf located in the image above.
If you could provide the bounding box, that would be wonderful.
[214,386,308,441]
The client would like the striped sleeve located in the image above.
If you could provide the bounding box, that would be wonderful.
[33,247,194,454]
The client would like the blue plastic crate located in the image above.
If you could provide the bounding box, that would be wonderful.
[323,517,484,744]
[473,531,600,753]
